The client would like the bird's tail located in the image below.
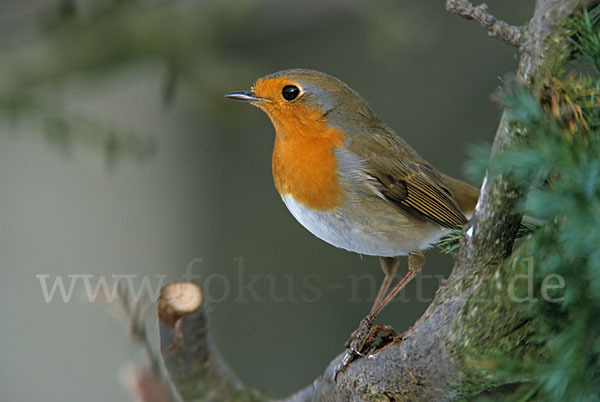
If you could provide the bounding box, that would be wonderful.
[442,175,480,218]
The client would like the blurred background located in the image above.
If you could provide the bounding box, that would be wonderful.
[0,0,533,400]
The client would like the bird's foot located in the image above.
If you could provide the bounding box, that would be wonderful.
[332,318,395,381]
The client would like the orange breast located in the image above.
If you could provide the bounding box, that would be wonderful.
[270,107,346,211]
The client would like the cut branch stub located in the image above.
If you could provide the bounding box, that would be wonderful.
[157,281,266,402]
[157,281,204,328]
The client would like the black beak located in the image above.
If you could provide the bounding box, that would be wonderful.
[224,90,262,102]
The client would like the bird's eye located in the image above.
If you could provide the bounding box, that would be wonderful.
[281,85,300,101]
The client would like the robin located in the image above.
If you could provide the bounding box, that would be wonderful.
[225,69,479,374]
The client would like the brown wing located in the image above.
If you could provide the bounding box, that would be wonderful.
[343,123,468,229]
[368,160,467,229]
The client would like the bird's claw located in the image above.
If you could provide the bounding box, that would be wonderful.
[332,317,374,381]
[332,319,397,382]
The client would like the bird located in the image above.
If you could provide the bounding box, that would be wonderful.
[225,69,479,374]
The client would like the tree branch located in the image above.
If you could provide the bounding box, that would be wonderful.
[445,0,523,47]
[156,1,600,400]
[157,282,266,402]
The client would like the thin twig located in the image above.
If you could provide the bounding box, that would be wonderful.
[445,0,523,47]
[103,282,173,402]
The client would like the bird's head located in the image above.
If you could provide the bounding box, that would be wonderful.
[226,69,383,138]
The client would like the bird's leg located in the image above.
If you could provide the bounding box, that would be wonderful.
[334,251,425,381]
[370,257,399,316]
[342,256,399,353]
[369,251,425,319]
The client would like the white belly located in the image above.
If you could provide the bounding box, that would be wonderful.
[281,194,443,257]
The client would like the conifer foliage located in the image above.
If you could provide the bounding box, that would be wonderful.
[486,10,600,401]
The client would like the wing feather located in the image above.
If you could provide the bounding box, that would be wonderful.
[345,128,468,229]
[368,160,467,229]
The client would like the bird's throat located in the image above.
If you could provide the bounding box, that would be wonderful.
[271,120,346,211]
